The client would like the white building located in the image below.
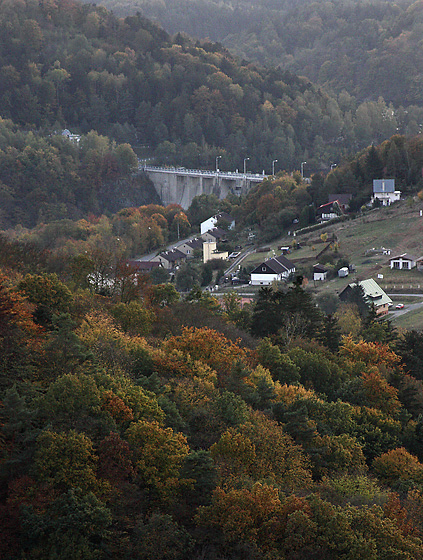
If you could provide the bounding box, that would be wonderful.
[250,255,296,286]
[372,179,401,206]
[389,253,418,270]
[313,264,328,281]
[200,212,234,234]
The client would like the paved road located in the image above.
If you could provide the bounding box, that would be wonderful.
[224,248,256,275]
[387,295,423,316]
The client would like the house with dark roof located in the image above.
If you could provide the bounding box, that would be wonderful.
[201,227,227,243]
[339,278,392,316]
[328,194,352,211]
[250,255,296,285]
[313,264,328,281]
[150,248,186,270]
[389,253,419,270]
[316,201,342,221]
[177,237,203,258]
[126,260,162,274]
[372,179,401,206]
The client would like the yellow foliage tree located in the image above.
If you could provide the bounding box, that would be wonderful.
[211,412,312,490]
[126,420,189,499]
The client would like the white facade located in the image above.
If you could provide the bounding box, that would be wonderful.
[200,213,234,234]
[201,216,218,234]
[250,271,282,285]
[321,212,338,221]
[389,254,417,270]
[313,271,327,281]
[250,256,296,285]
[372,191,401,206]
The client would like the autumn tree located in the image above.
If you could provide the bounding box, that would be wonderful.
[0,274,42,389]
[162,326,248,375]
[35,429,104,494]
[17,272,73,328]
[126,420,189,500]
[195,483,284,554]
[373,447,423,486]
[210,412,312,490]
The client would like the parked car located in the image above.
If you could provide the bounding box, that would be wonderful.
[396,303,405,309]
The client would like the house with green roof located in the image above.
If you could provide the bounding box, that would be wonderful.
[339,278,392,317]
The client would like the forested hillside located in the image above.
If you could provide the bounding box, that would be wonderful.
[0,119,161,228]
[96,0,423,106]
[2,0,422,190]
[3,231,423,558]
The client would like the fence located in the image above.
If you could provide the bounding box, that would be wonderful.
[384,283,423,293]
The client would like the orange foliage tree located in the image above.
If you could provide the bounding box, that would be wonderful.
[340,335,403,375]
[196,483,284,551]
[373,447,423,485]
[361,367,401,415]
[159,327,250,383]
[0,273,43,388]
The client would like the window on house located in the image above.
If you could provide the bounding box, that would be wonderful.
[262,266,266,271]
[393,261,400,269]
[403,262,409,269]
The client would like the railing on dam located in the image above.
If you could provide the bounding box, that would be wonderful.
[140,164,268,182]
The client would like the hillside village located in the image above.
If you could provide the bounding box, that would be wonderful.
[128,184,423,328]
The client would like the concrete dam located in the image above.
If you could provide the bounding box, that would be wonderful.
[141,166,267,209]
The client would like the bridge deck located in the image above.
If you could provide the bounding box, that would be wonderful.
[141,165,268,182]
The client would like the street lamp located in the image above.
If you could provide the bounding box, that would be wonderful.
[244,157,250,175]
[330,163,337,171]
[216,155,222,172]
[301,161,306,179]
[272,159,278,175]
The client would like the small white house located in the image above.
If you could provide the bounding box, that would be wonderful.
[389,253,418,270]
[313,264,328,281]
[372,179,401,206]
[338,267,349,278]
[250,255,296,285]
[62,129,81,143]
